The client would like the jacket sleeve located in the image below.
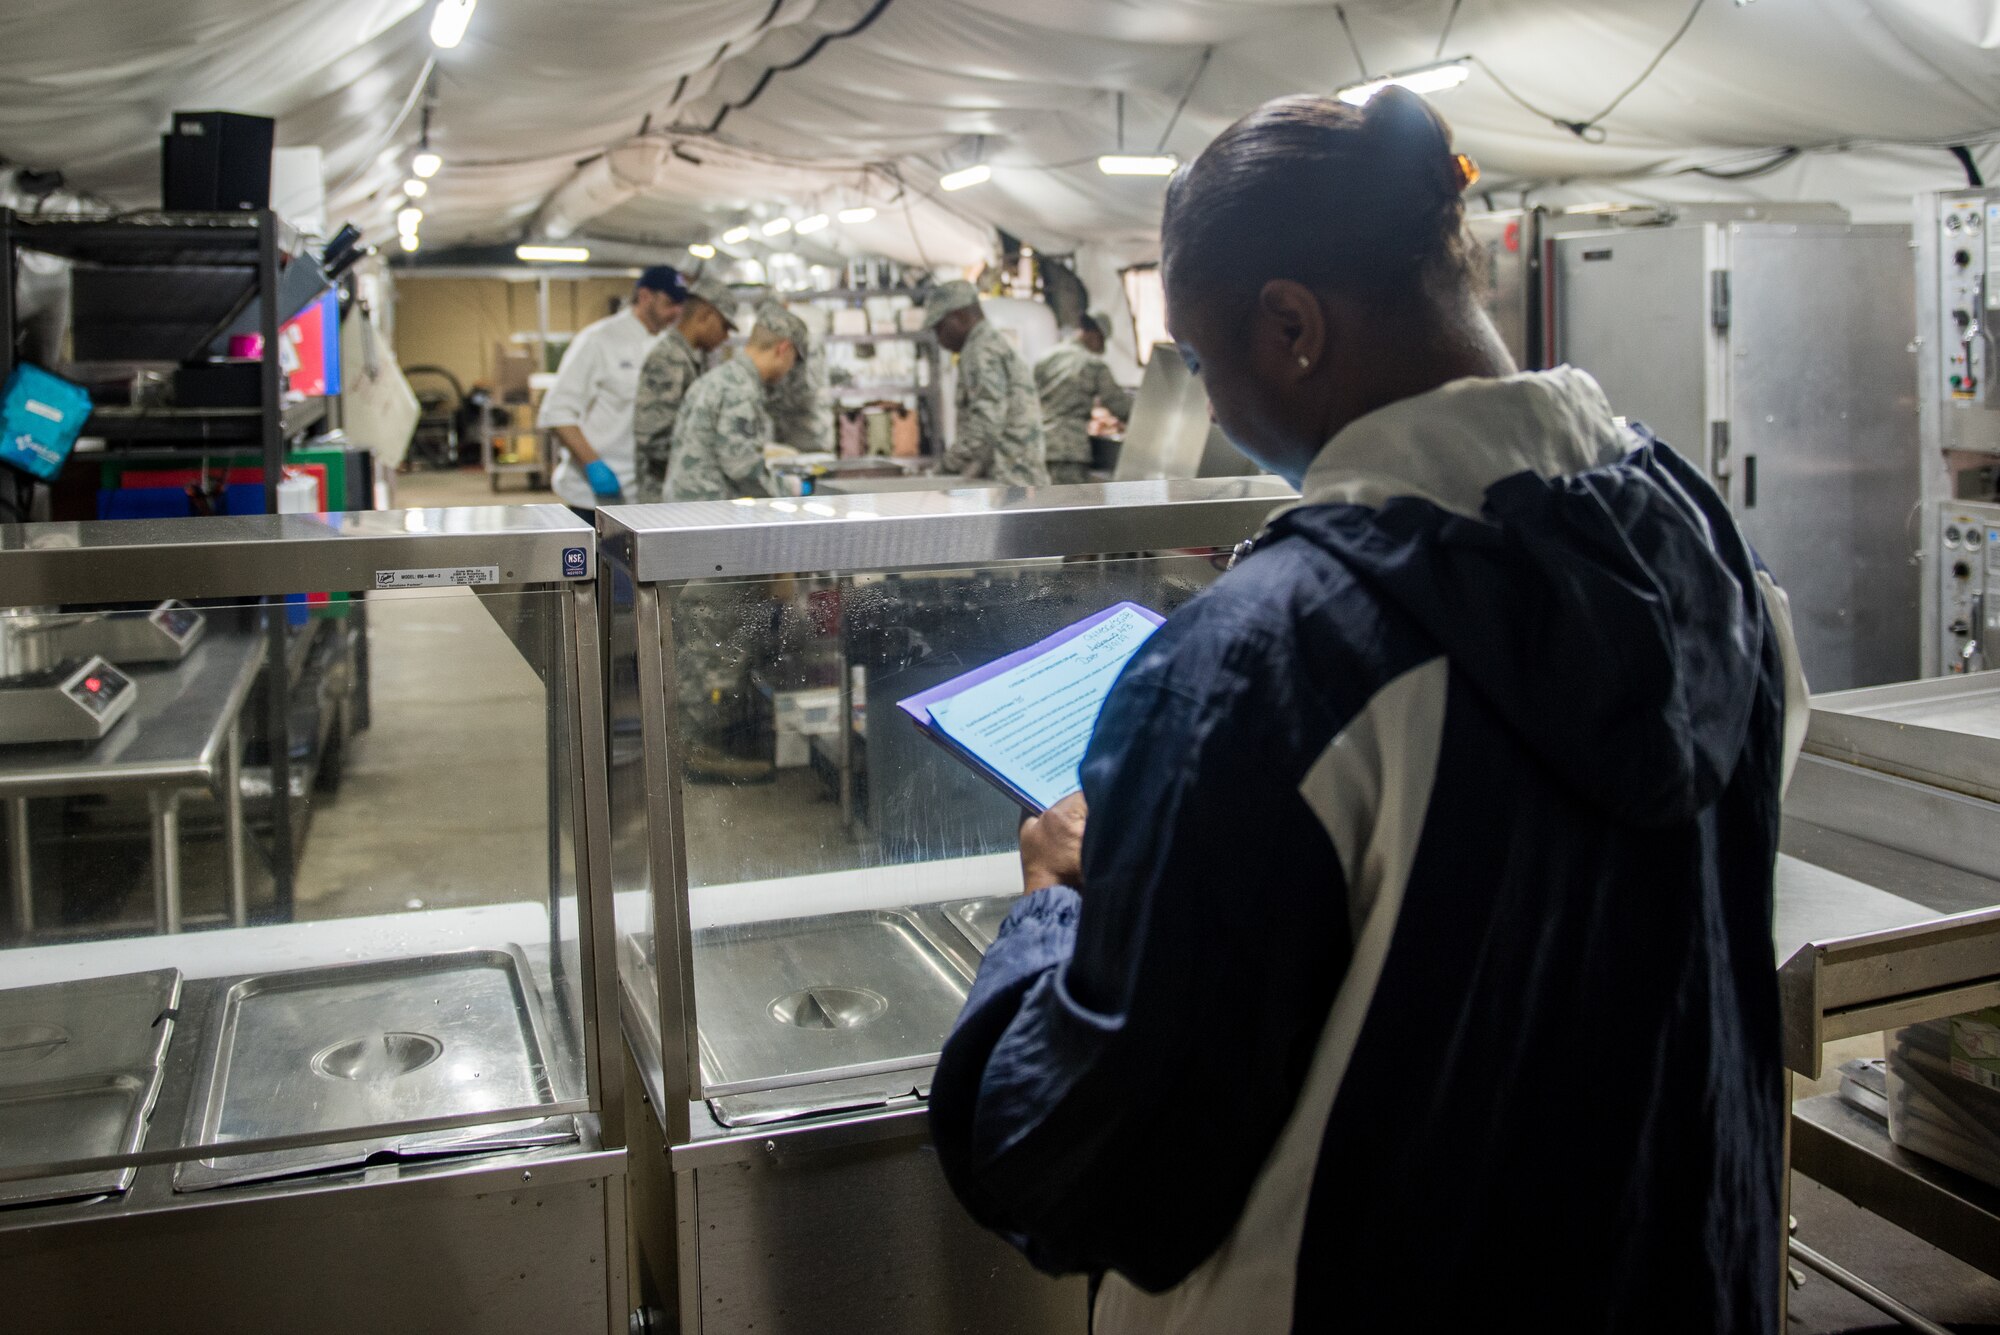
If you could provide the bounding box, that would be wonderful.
[930,604,1351,1291]
[1091,358,1134,422]
[537,324,600,433]
[945,344,1004,477]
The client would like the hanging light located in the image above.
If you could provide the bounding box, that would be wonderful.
[837,206,877,224]
[516,244,591,263]
[688,243,717,259]
[429,0,477,49]
[794,214,830,235]
[403,178,428,198]
[721,225,751,244]
[397,207,424,236]
[399,232,421,252]
[1097,154,1179,176]
[762,217,794,236]
[412,151,442,179]
[939,164,991,192]
[1335,57,1472,106]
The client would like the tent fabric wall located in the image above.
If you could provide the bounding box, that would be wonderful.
[0,1,1994,271]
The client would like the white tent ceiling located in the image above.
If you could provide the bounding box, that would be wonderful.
[1,0,1996,271]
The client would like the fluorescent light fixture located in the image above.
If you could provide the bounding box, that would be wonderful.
[412,151,442,179]
[403,178,428,198]
[837,206,877,224]
[1097,154,1179,176]
[721,225,752,244]
[429,0,477,49]
[762,217,794,236]
[1336,56,1472,106]
[939,164,991,192]
[688,243,717,259]
[399,233,420,252]
[515,244,591,263]
[396,207,424,235]
[795,213,830,235]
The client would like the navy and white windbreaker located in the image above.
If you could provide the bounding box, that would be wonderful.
[929,368,1810,1334]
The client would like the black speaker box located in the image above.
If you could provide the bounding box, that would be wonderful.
[161,111,273,212]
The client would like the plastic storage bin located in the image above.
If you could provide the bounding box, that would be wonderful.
[1885,1014,2000,1189]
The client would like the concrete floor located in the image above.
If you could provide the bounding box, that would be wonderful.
[290,583,555,918]
[389,462,559,510]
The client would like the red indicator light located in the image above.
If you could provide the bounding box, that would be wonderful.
[84,677,102,692]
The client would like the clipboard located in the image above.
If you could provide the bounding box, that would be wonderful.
[896,601,1165,813]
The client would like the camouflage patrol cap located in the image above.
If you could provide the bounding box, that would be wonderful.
[685,270,738,329]
[754,299,810,351]
[922,280,980,330]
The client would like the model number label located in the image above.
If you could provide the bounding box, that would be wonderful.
[373,565,501,589]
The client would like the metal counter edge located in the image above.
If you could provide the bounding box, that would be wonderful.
[0,505,596,606]
[595,477,1298,584]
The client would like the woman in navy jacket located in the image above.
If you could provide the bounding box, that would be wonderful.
[930,86,1807,1335]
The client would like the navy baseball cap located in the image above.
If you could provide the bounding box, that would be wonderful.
[636,265,688,300]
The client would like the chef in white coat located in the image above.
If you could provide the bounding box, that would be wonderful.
[541,265,685,511]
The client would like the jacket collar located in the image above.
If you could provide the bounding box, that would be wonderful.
[1274,366,1631,523]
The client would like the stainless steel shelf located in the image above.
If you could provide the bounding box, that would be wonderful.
[1792,1092,2000,1277]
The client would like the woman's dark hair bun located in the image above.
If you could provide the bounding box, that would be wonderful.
[1361,85,1452,155]
[1161,89,1478,310]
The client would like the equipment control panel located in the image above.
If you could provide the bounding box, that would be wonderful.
[1935,189,2000,453]
[149,599,205,648]
[64,658,132,716]
[1938,501,2000,671]
[0,654,136,744]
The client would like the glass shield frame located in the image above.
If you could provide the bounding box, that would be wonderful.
[602,480,1293,1140]
[0,509,619,1198]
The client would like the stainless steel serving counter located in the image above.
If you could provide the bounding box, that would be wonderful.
[0,506,626,1335]
[0,909,627,1334]
[2,624,264,936]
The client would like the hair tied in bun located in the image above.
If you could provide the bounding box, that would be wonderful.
[1454,153,1480,191]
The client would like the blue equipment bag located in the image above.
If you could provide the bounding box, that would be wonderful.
[1,363,92,481]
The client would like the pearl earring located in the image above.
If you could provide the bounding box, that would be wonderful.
[1297,355,1309,368]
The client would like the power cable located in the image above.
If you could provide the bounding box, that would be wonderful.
[1951,145,1986,188]
[1155,46,1213,154]
[1685,146,1799,180]
[695,0,897,136]
[1475,0,1707,142]
[1333,6,1369,79]
[330,54,437,199]
[1434,0,1463,61]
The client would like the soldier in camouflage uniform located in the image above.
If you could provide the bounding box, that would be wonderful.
[631,269,737,502]
[762,298,833,453]
[925,281,1048,486]
[1033,310,1133,485]
[666,304,807,502]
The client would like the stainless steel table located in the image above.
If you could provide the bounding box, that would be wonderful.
[0,626,264,937]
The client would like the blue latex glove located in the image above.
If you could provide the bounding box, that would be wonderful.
[585,459,622,498]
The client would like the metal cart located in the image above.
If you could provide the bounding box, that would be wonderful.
[1772,671,2000,1328]
[0,506,626,1335]
[597,478,1292,1333]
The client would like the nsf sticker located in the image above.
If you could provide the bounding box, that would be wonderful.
[562,546,588,578]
